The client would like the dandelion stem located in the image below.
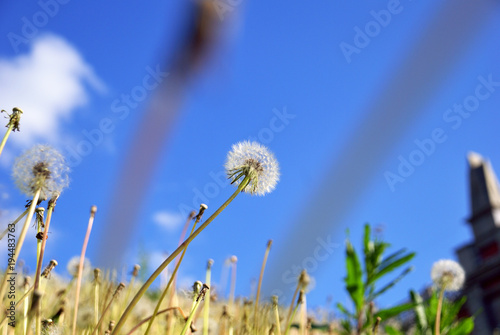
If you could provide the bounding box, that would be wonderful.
[72,206,97,335]
[112,174,252,335]
[229,257,237,311]
[285,281,300,330]
[0,188,41,307]
[272,296,281,335]
[90,283,125,335]
[0,123,14,159]
[284,291,304,335]
[94,269,101,334]
[33,207,45,335]
[125,306,187,335]
[33,202,57,290]
[300,290,307,335]
[0,208,29,240]
[203,260,214,335]
[144,207,205,335]
[435,288,445,335]
[33,197,56,292]
[123,265,139,317]
[254,240,272,331]
[180,286,209,335]
[166,211,196,335]
[373,317,381,335]
[23,278,30,335]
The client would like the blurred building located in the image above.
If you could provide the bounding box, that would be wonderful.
[456,152,500,334]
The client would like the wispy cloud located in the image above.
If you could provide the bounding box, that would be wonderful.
[152,210,184,231]
[0,33,105,151]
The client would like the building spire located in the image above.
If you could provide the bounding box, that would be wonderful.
[467,152,500,220]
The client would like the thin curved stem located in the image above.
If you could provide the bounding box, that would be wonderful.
[111,175,251,335]
[126,307,186,335]
[143,216,199,334]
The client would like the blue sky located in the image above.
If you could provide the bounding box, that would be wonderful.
[1,0,500,315]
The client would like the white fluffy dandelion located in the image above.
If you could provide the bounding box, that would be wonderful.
[12,144,70,199]
[67,256,92,278]
[225,141,279,196]
[431,259,465,292]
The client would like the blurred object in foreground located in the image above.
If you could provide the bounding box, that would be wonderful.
[96,0,223,268]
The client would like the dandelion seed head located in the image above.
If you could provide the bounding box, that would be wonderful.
[67,256,92,278]
[225,141,279,196]
[431,259,465,292]
[12,144,70,199]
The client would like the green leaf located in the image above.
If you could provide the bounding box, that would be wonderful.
[374,302,415,320]
[368,252,415,286]
[363,224,374,280]
[441,296,467,328]
[363,224,371,256]
[385,325,404,335]
[336,302,355,318]
[371,266,413,300]
[426,291,438,326]
[379,248,408,270]
[447,317,474,335]
[344,239,364,313]
[340,318,353,334]
[410,290,428,331]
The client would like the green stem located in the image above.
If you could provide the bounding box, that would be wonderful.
[112,175,251,335]
[0,189,41,306]
[180,296,204,335]
[90,283,125,335]
[284,291,303,335]
[126,307,186,335]
[143,217,199,334]
[285,282,300,330]
[166,213,195,335]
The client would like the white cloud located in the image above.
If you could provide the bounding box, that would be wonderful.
[0,33,105,149]
[152,210,184,231]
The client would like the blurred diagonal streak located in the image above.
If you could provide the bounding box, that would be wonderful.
[264,0,498,296]
[96,0,220,268]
